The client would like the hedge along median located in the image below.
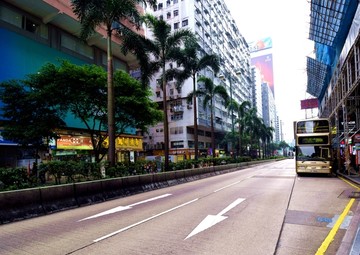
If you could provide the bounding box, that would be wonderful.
[0,159,277,224]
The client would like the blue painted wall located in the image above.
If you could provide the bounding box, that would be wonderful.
[0,28,135,134]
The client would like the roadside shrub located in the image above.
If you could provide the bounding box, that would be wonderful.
[0,167,31,191]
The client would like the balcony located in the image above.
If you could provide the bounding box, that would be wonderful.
[171,105,184,112]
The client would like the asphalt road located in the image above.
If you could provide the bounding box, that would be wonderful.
[1,159,358,255]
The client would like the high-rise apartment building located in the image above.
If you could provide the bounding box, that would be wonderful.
[252,67,263,119]
[143,0,252,159]
[249,37,280,142]
[261,83,276,129]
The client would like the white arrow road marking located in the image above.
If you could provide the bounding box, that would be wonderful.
[185,198,246,240]
[94,198,199,243]
[78,193,172,222]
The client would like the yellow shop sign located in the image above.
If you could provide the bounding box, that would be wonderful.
[103,136,143,151]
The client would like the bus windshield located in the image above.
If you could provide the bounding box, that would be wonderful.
[296,145,331,161]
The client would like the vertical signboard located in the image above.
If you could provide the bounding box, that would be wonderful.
[251,54,274,96]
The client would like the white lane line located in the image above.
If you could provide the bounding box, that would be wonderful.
[93,198,199,243]
[213,180,242,193]
[185,198,246,240]
[78,194,172,222]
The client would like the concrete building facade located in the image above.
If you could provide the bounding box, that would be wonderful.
[142,0,253,159]
[307,0,359,173]
[0,1,145,166]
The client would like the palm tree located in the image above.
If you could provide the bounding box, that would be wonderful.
[234,100,251,157]
[71,0,156,166]
[243,107,262,157]
[226,98,238,157]
[257,120,274,158]
[194,76,228,158]
[278,140,289,156]
[174,39,220,160]
[121,14,195,170]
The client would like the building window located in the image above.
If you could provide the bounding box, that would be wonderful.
[159,15,163,20]
[170,113,183,121]
[174,22,179,30]
[188,140,194,148]
[171,140,184,148]
[156,91,161,98]
[61,33,94,59]
[182,19,188,27]
[174,10,179,16]
[167,12,171,19]
[0,6,22,28]
[158,3,163,9]
[170,127,183,134]
[114,58,126,71]
[173,0,178,3]
[166,0,171,6]
[0,6,48,39]
[24,18,39,33]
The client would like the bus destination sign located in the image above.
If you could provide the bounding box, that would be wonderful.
[298,136,329,145]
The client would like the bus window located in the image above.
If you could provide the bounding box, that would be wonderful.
[321,148,329,159]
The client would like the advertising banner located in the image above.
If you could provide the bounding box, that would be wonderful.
[251,54,274,95]
[57,135,93,150]
[249,37,273,53]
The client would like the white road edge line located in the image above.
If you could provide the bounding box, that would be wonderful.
[93,198,199,243]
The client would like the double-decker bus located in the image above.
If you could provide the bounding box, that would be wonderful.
[294,118,332,175]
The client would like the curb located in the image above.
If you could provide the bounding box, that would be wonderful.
[336,172,360,255]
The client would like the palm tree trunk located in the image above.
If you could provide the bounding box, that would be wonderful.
[107,31,116,166]
[193,75,198,160]
[162,63,169,171]
[238,125,242,157]
[210,101,215,158]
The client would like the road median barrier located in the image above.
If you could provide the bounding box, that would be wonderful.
[0,159,278,224]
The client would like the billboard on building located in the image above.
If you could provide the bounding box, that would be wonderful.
[251,54,274,96]
[249,37,272,53]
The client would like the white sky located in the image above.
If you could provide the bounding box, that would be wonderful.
[224,0,315,143]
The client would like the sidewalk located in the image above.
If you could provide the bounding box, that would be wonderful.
[336,171,360,255]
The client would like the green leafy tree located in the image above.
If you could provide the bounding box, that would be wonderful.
[1,61,162,163]
[174,38,220,160]
[0,78,66,160]
[278,140,289,156]
[114,70,163,133]
[71,0,157,166]
[121,14,195,170]
[56,61,162,162]
[193,76,228,158]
